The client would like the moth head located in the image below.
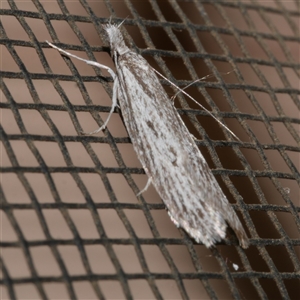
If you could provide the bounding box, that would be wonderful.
[104,24,129,56]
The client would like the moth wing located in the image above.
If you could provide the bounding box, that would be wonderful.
[116,52,249,248]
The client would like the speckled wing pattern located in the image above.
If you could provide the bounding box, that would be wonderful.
[105,25,249,248]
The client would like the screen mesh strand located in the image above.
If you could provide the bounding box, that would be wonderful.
[0,0,299,299]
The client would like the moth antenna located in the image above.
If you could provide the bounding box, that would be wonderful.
[117,17,128,28]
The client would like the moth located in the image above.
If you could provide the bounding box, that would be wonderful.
[46,22,249,248]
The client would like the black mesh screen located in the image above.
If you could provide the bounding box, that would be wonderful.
[1,0,299,299]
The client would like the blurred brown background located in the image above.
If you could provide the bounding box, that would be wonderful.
[1,0,299,299]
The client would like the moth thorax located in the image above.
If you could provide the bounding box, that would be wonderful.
[104,24,129,55]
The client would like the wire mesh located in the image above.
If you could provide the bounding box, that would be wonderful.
[0,0,299,299]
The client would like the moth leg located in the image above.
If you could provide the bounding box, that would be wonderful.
[46,41,118,134]
[87,78,119,134]
[136,177,152,196]
[189,133,197,140]
[46,41,116,78]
